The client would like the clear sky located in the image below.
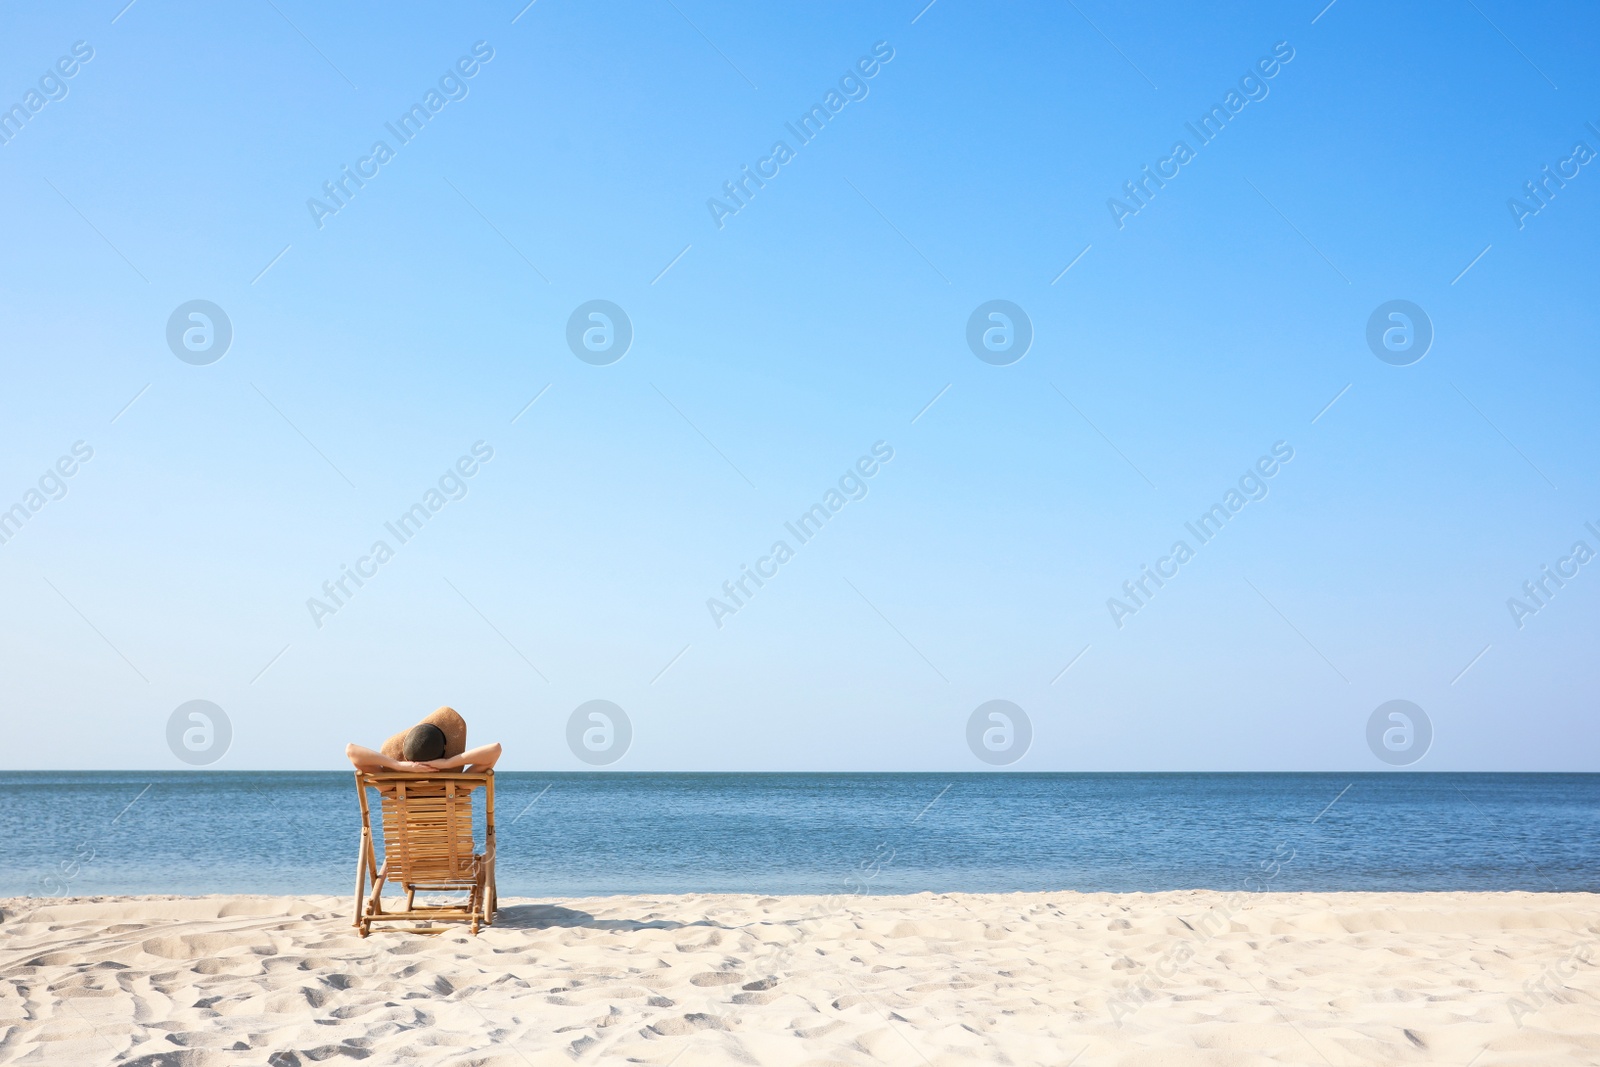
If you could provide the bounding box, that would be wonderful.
[1,0,1596,770]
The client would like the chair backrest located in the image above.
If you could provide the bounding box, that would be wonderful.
[357,772,493,885]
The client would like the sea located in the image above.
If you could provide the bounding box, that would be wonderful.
[2,772,1596,899]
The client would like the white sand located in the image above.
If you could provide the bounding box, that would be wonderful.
[1,891,1596,1066]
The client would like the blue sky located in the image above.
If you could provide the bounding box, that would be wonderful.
[1,0,1596,770]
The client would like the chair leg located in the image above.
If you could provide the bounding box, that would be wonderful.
[368,862,389,917]
[481,852,497,924]
[353,834,369,930]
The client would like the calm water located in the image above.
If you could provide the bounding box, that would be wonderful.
[1,772,1596,898]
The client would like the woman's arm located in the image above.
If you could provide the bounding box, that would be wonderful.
[346,743,431,773]
[423,742,502,773]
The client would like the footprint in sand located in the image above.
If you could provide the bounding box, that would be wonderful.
[688,972,745,987]
[648,1012,730,1036]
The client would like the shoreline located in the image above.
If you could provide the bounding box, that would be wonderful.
[4,891,1597,1065]
[9,886,1600,907]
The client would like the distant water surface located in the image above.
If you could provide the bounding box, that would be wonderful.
[1,772,1596,898]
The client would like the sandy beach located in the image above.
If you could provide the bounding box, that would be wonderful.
[1,891,1595,1066]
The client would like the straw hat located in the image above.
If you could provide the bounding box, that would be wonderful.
[379,706,468,762]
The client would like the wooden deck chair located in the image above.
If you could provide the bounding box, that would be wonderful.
[353,770,497,936]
